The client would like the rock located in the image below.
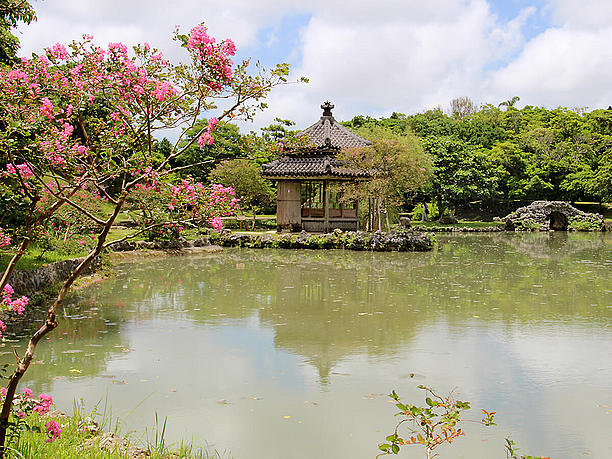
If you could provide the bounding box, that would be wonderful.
[82,431,149,458]
[399,216,412,229]
[437,215,458,224]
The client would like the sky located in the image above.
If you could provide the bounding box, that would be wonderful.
[15,0,612,133]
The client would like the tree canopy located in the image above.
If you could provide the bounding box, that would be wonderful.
[0,0,36,64]
[343,102,612,214]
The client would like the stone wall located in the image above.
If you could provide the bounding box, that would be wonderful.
[8,257,100,295]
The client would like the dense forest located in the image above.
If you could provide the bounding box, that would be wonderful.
[341,101,612,216]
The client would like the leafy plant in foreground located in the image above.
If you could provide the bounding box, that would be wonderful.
[377,385,496,459]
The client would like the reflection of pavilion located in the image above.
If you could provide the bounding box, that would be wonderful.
[261,255,423,384]
[262,102,370,232]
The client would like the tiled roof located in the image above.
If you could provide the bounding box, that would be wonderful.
[298,101,371,149]
[261,102,371,179]
[262,155,369,179]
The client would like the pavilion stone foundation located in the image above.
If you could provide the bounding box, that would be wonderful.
[501,201,605,231]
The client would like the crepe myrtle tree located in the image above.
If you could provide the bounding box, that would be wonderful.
[0,22,303,453]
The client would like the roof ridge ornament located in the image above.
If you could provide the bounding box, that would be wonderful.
[321,101,334,117]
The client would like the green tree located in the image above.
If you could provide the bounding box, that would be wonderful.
[174,119,248,182]
[0,0,36,64]
[209,159,275,228]
[422,136,504,216]
[339,127,432,231]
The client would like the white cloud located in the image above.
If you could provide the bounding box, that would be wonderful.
[547,0,612,28]
[14,0,612,132]
[253,0,537,128]
[490,26,612,108]
[488,0,612,110]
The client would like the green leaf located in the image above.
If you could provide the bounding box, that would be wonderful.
[425,397,434,407]
[391,444,400,454]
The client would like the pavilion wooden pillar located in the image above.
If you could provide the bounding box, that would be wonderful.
[277,180,302,232]
[323,180,329,233]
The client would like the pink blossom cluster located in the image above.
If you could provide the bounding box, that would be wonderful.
[131,166,161,188]
[0,387,59,440]
[1,284,29,318]
[45,420,62,442]
[198,117,219,147]
[170,179,207,210]
[167,180,238,231]
[40,97,54,120]
[0,228,10,247]
[0,27,239,192]
[47,43,68,60]
[186,25,235,90]
[4,163,34,180]
[35,393,54,415]
[209,183,238,211]
[211,216,223,232]
[198,132,214,147]
[152,80,177,102]
[186,25,215,50]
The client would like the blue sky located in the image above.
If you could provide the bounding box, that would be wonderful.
[17,0,612,132]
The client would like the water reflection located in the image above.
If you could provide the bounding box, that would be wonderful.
[0,233,610,458]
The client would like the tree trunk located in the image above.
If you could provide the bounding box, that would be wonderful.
[384,203,391,232]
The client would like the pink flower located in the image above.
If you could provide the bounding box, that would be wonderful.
[187,25,213,51]
[17,411,26,419]
[48,43,68,60]
[221,40,236,56]
[207,117,219,132]
[198,132,214,147]
[2,284,14,296]
[22,388,33,397]
[34,393,53,415]
[0,230,9,247]
[211,216,223,232]
[5,163,34,180]
[153,81,170,101]
[45,421,61,443]
[40,97,54,120]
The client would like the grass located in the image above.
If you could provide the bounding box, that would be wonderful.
[14,408,231,459]
[0,244,90,272]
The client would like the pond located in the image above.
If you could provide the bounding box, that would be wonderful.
[2,232,611,458]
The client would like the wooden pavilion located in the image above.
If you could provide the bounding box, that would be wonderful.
[262,101,371,232]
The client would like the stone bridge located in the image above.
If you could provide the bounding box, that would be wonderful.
[502,201,605,231]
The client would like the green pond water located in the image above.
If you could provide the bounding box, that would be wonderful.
[2,232,611,458]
